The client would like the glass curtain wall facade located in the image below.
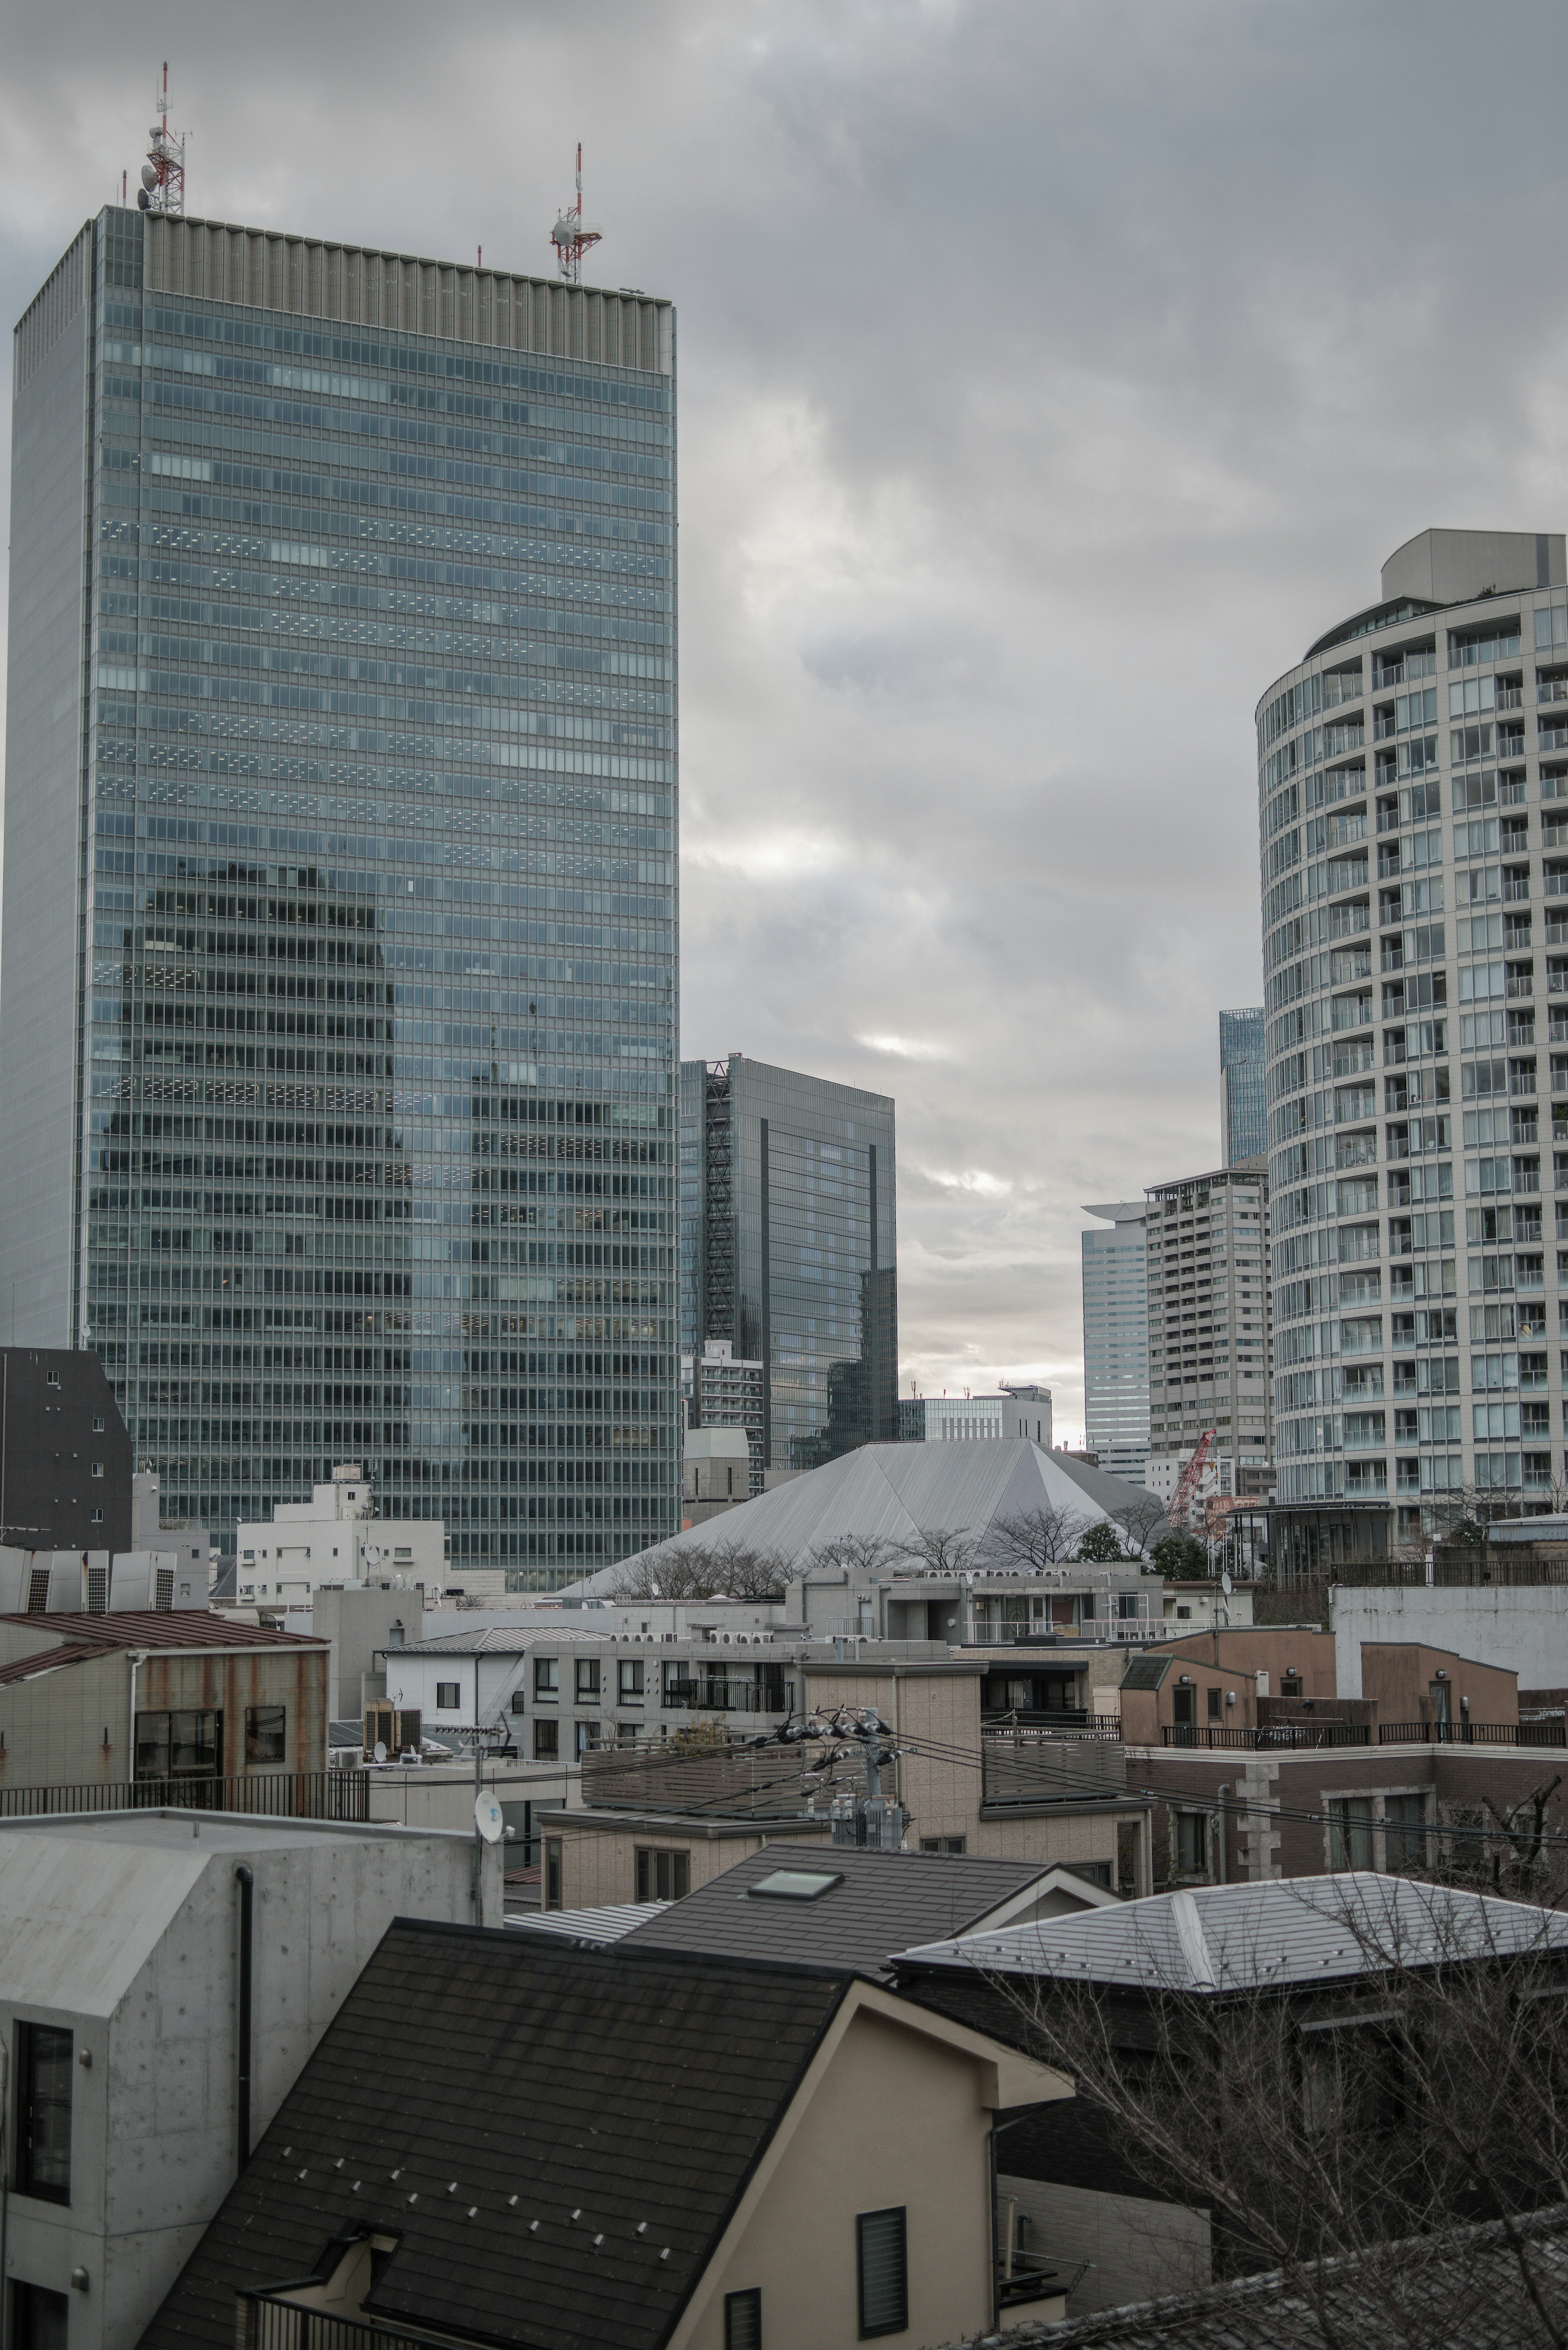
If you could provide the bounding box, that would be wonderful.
[678,1055,897,1469]
[0,207,679,1585]
[1080,1202,1151,1480]
[1220,1007,1266,1165]
[1259,528,1568,1547]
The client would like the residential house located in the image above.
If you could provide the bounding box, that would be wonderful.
[894,1873,1568,2321]
[0,1808,500,2350]
[0,1611,330,1803]
[138,1923,1075,2350]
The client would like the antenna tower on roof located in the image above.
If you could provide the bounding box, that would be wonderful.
[550,142,601,284]
[136,62,187,215]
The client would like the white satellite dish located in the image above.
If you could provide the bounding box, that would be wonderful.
[1220,1572,1234,1597]
[365,1544,382,1567]
[373,1740,388,1764]
[474,1790,504,1844]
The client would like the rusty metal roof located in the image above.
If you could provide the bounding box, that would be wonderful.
[0,1610,327,1652]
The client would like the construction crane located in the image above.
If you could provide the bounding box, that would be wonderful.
[1168,1429,1216,1530]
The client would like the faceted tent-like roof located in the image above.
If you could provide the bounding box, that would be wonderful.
[569,1438,1158,1592]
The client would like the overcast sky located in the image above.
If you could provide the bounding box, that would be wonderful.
[5,0,1568,1441]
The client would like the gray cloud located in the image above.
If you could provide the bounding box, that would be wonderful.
[5,0,1568,1442]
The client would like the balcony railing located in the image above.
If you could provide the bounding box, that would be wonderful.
[661,1680,794,1713]
[1159,1724,1372,1751]
[1377,1720,1568,1747]
[0,1771,368,1822]
[982,1728,1127,1806]
[240,2292,460,2350]
[981,1710,1125,1737]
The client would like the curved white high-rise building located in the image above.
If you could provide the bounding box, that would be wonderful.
[1259,528,1568,1570]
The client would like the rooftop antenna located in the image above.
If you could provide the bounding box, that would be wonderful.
[550,142,601,285]
[137,62,186,216]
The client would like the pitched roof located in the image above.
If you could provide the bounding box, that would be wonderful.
[621,1841,1062,1976]
[938,2207,1568,2348]
[565,1439,1159,1595]
[895,1873,1568,1994]
[509,1900,666,1945]
[138,1922,854,2350]
[0,1610,326,1652]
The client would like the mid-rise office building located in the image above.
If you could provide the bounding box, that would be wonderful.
[1259,526,1568,1561]
[1144,1160,1272,1498]
[1220,1006,1266,1165]
[0,207,679,1588]
[1080,1202,1151,1482]
[682,1336,765,1493]
[678,1055,897,1471]
[899,1387,1053,1447]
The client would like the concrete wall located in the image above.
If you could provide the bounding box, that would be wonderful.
[0,1812,498,2350]
[366,1761,576,1834]
[1334,1584,1568,1697]
[1360,1641,1517,1727]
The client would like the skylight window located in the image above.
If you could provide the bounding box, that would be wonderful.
[747,1868,844,1902]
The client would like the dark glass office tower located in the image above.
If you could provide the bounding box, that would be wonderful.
[1,207,679,1585]
[1220,1006,1266,1165]
[679,1055,897,1469]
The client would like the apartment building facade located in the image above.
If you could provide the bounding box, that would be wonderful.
[1144,1162,1273,1501]
[1260,528,1568,1558]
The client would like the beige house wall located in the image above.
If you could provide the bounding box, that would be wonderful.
[672,2000,1068,2350]
[0,1642,329,1788]
[549,1818,833,1911]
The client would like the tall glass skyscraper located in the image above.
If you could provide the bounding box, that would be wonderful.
[1260,527,1568,1568]
[679,1055,897,1469]
[1,206,679,1585]
[1219,1006,1266,1165]
[1080,1202,1150,1481]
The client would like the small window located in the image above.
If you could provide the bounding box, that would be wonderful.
[90,1461,104,1479]
[394,1546,412,1561]
[856,2207,908,2338]
[90,1509,102,1525]
[575,1657,601,1701]
[725,2289,762,2350]
[46,1371,60,1389]
[618,1657,645,1701]
[534,1657,559,1699]
[1385,1792,1429,1871]
[748,1868,842,1902]
[635,1846,690,1901]
[134,1708,220,1782]
[918,1836,967,1854]
[1176,1813,1208,1874]
[509,1687,527,1715]
[1330,1797,1375,1871]
[543,1836,563,1912]
[17,2022,73,2203]
[435,1681,461,1710]
[244,1705,286,1766]
[1207,1687,1222,1721]
[91,1416,105,1433]
[533,1719,559,1760]
[575,1720,601,1758]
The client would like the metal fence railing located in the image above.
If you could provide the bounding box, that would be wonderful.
[1376,1721,1568,1748]
[1159,1724,1372,1752]
[0,1771,369,1822]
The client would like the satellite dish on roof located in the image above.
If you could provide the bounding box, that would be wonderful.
[474,1790,504,1844]
[373,1740,387,1764]
[1221,1572,1234,1597]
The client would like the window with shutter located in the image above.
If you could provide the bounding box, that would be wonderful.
[856,2206,908,2338]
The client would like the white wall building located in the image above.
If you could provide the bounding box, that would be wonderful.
[899,1387,1053,1447]
[0,1808,498,2350]
[235,1465,446,1605]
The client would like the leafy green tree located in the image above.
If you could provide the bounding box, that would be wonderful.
[1150,1530,1209,1577]
[1076,1521,1127,1563]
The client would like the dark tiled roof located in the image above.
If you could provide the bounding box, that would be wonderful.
[138,1921,852,2350]
[938,2207,1568,2348]
[621,1841,1051,1976]
[0,1610,325,1651]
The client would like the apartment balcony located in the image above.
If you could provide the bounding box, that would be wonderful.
[0,1771,368,1822]
[661,1679,794,1714]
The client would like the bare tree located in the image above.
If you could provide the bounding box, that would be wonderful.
[987,1503,1093,1570]
[899,1525,980,1576]
[1108,1492,1170,1563]
[803,1532,911,1581]
[602,1539,790,1603]
[977,1878,1568,2347]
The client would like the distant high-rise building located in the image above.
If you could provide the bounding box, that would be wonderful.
[679,1055,897,1471]
[1259,526,1568,1561]
[1143,1160,1272,1502]
[1220,1007,1266,1166]
[0,207,679,1588]
[1080,1204,1151,1482]
[899,1387,1052,1447]
[682,1339,765,1494]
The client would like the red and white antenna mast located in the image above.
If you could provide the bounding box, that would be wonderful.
[137,62,187,216]
[550,143,601,285]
